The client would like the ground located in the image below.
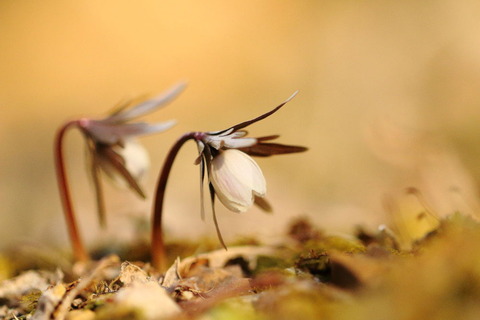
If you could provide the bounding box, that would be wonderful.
[1,213,480,320]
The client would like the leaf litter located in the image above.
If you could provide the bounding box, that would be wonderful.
[2,213,480,319]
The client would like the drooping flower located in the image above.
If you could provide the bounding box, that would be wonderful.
[55,82,185,262]
[151,91,307,269]
[193,92,308,246]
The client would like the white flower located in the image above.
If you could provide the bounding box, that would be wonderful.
[209,149,266,213]
[187,91,309,248]
[195,91,305,216]
[150,90,307,262]
[56,83,185,262]
[79,82,185,225]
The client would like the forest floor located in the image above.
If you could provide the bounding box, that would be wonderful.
[1,213,480,320]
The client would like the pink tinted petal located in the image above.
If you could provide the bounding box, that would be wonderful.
[105,82,186,123]
[85,120,175,144]
[209,149,266,213]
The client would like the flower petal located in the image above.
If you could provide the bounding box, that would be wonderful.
[209,149,266,213]
[105,82,186,123]
[229,91,298,132]
[84,120,176,145]
[97,140,150,196]
[222,130,248,138]
[85,138,107,227]
[207,127,234,136]
[120,140,151,182]
[209,183,227,249]
[199,156,206,221]
[239,142,308,157]
[139,120,177,135]
[222,137,257,149]
[254,195,273,212]
[203,132,257,150]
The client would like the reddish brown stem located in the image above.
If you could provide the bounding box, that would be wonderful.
[151,132,198,271]
[54,120,90,262]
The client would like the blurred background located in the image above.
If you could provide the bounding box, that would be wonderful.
[2,0,480,252]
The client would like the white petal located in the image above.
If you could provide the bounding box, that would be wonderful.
[209,149,266,213]
[136,120,177,135]
[203,133,257,150]
[222,137,257,149]
[84,120,176,144]
[205,136,223,150]
[98,140,150,189]
[105,82,186,123]
[196,141,205,155]
[122,141,150,181]
[223,130,248,138]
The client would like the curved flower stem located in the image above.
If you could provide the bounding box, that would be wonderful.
[151,132,199,271]
[54,120,90,263]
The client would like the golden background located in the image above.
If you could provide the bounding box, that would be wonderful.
[2,1,480,250]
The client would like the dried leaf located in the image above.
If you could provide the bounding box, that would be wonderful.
[113,282,181,319]
[0,269,63,300]
[179,246,276,278]
[119,261,150,286]
[161,257,181,288]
